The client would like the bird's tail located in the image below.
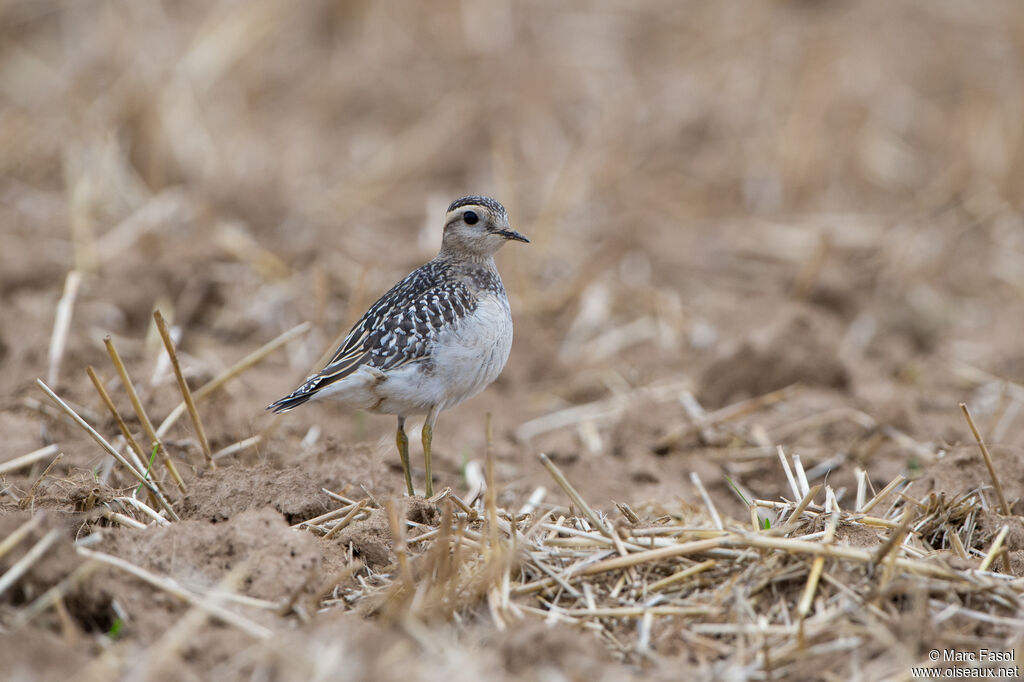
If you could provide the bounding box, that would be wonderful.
[266,378,317,411]
[267,362,383,413]
[266,391,309,411]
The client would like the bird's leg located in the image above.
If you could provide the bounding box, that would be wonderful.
[422,406,440,498]
[396,416,414,496]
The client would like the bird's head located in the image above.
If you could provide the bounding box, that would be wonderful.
[440,195,529,259]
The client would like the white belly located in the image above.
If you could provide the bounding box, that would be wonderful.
[429,294,513,410]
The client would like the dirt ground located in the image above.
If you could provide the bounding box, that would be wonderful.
[2,1,1024,680]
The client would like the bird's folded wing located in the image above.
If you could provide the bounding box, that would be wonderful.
[310,263,477,391]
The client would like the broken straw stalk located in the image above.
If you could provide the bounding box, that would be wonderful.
[46,270,82,387]
[0,445,60,476]
[87,365,167,507]
[104,335,187,492]
[153,310,215,470]
[960,403,1012,573]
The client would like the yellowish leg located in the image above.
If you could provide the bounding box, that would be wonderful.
[422,407,439,497]
[396,416,414,496]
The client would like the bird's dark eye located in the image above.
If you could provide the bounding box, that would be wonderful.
[463,210,479,225]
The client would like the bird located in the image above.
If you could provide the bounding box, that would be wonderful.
[268,196,528,497]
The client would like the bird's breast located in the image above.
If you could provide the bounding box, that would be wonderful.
[430,293,513,409]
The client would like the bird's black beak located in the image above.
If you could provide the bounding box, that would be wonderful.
[496,228,529,243]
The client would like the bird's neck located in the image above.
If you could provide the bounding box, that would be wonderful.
[435,249,497,268]
[433,252,505,296]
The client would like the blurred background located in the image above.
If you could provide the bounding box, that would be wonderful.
[3,2,1024,679]
[3,0,1024,508]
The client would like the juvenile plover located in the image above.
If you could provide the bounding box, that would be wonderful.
[269,196,528,496]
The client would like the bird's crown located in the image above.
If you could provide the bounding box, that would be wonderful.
[446,195,508,221]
